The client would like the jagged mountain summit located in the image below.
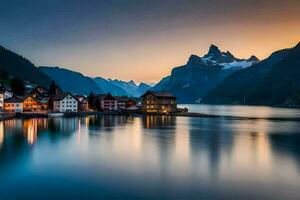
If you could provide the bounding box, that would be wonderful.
[198,44,259,69]
[152,44,259,103]
[108,79,151,97]
[203,42,300,105]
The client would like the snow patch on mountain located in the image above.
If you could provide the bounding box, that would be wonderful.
[200,45,259,69]
[108,79,151,97]
[220,60,256,69]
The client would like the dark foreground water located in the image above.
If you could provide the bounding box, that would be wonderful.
[1,106,300,199]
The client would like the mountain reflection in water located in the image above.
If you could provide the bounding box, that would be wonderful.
[0,114,300,199]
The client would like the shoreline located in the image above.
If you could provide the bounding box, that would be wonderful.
[1,111,300,122]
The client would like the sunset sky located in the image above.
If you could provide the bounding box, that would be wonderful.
[1,0,300,83]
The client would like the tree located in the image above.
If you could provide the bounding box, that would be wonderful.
[49,81,59,96]
[88,92,95,110]
[0,69,9,80]
[48,98,53,111]
[94,98,102,111]
[10,77,25,96]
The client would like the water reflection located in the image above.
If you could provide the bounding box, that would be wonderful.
[142,115,176,129]
[0,115,300,199]
[23,119,38,145]
[88,115,133,133]
[0,121,3,149]
[182,104,300,118]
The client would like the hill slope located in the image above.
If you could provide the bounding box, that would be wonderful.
[108,79,151,97]
[153,45,259,103]
[0,46,51,87]
[203,42,300,105]
[94,77,128,96]
[40,66,103,95]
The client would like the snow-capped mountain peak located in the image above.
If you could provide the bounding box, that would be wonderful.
[200,44,259,69]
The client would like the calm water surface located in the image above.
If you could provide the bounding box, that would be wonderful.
[181,104,300,118]
[1,105,300,199]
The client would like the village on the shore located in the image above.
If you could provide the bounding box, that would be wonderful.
[0,81,187,116]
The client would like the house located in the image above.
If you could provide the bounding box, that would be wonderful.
[141,91,177,113]
[21,95,41,112]
[4,96,23,113]
[0,88,4,110]
[38,98,49,110]
[53,93,79,112]
[115,96,137,110]
[75,95,89,111]
[0,85,13,99]
[29,86,49,98]
[29,86,50,111]
[96,93,117,111]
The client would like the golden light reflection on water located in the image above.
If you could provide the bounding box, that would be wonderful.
[0,121,4,149]
[173,117,190,173]
[110,117,145,164]
[23,119,38,145]
[230,132,272,174]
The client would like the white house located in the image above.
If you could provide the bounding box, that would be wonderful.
[4,96,23,113]
[53,93,79,112]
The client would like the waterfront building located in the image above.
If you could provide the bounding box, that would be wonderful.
[38,98,49,110]
[53,93,79,112]
[141,91,177,113]
[22,95,40,112]
[0,89,4,110]
[29,86,50,111]
[4,96,23,113]
[96,93,117,111]
[75,95,89,111]
[115,96,137,110]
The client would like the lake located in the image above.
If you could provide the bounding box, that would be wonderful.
[1,105,300,199]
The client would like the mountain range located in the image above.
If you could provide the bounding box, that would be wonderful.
[39,66,151,96]
[152,45,259,103]
[0,45,151,97]
[1,42,300,105]
[203,42,300,105]
[39,66,104,94]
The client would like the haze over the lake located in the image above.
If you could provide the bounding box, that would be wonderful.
[1,0,300,83]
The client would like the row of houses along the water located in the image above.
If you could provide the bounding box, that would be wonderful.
[0,85,179,113]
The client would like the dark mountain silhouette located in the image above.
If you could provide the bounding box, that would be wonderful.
[0,45,51,87]
[203,42,300,105]
[94,77,128,96]
[40,66,151,97]
[39,66,103,95]
[247,42,300,105]
[152,45,259,103]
